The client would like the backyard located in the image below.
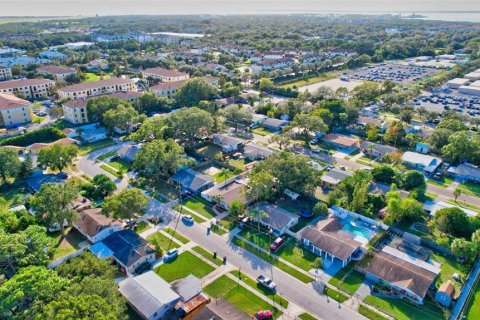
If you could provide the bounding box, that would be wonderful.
[196,144,223,159]
[211,169,236,183]
[48,228,85,260]
[154,251,215,282]
[0,183,30,207]
[204,275,281,317]
[228,158,251,170]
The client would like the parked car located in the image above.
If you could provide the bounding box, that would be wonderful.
[163,249,179,262]
[182,215,194,223]
[270,237,284,251]
[257,275,276,291]
[252,310,273,320]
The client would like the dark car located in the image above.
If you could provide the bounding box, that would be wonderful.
[270,237,284,251]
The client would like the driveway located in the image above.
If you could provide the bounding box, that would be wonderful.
[158,208,366,320]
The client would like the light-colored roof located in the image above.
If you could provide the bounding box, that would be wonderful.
[151,79,186,91]
[74,208,122,238]
[143,67,188,78]
[119,271,180,318]
[323,134,359,148]
[171,275,202,302]
[448,163,480,179]
[37,65,75,75]
[321,168,353,185]
[213,134,245,147]
[0,93,31,111]
[0,78,54,90]
[203,180,248,206]
[402,151,441,167]
[58,78,134,93]
[62,90,143,108]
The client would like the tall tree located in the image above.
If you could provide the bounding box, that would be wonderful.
[103,104,146,134]
[169,107,215,145]
[221,104,252,131]
[0,147,22,183]
[174,78,217,107]
[102,188,149,222]
[30,183,79,237]
[130,116,168,142]
[86,96,122,123]
[38,144,78,172]
[246,171,276,201]
[290,114,328,143]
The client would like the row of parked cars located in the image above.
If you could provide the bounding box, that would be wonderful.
[415,93,480,115]
[351,65,429,83]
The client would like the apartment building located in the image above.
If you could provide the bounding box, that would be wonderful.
[0,78,55,99]
[142,67,189,83]
[37,65,76,81]
[62,91,143,124]
[150,80,185,98]
[58,78,137,100]
[0,66,13,81]
[0,93,33,128]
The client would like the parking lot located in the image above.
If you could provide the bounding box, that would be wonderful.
[348,63,441,85]
[411,88,480,117]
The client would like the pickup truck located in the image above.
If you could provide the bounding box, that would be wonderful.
[256,275,276,291]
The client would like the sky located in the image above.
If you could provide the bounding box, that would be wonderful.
[1,0,479,17]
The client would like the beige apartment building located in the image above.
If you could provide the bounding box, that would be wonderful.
[58,78,137,100]
[142,67,189,83]
[62,91,143,124]
[0,66,13,81]
[0,93,33,128]
[0,78,55,99]
[37,65,76,81]
[150,79,185,98]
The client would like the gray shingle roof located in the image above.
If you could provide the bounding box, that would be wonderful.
[172,168,214,192]
[250,201,297,231]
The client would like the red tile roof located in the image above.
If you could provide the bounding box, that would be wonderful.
[143,67,188,78]
[0,93,31,111]
[37,65,75,75]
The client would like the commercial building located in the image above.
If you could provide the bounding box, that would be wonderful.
[0,93,33,128]
[446,78,470,89]
[0,78,55,99]
[58,78,137,100]
[459,85,480,96]
[37,65,76,81]
[0,66,12,81]
[142,68,189,83]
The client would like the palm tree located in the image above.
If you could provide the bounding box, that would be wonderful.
[219,168,231,187]
[453,188,462,203]
[247,207,267,231]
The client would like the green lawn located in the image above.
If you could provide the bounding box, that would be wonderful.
[183,198,217,219]
[279,72,337,89]
[84,72,104,82]
[232,237,313,283]
[446,199,480,212]
[204,275,281,317]
[230,271,289,308]
[459,181,480,196]
[324,286,349,303]
[155,251,215,282]
[427,177,453,188]
[108,159,131,172]
[135,221,151,234]
[298,313,318,320]
[97,150,117,161]
[328,262,365,295]
[358,305,388,320]
[237,227,273,249]
[431,252,466,292]
[466,277,480,320]
[192,246,223,266]
[100,164,123,178]
[0,184,30,207]
[252,127,272,136]
[78,139,116,155]
[163,228,189,244]
[49,228,85,260]
[218,216,237,231]
[212,169,236,183]
[196,144,223,159]
[228,158,251,170]
[147,232,180,252]
[363,296,446,320]
[275,241,319,272]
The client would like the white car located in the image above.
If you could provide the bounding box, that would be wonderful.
[257,275,276,291]
[182,215,194,223]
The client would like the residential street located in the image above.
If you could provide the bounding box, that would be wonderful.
[163,211,367,320]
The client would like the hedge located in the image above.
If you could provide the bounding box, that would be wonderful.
[0,127,66,147]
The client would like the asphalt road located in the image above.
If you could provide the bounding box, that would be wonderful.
[166,212,366,320]
[426,183,480,207]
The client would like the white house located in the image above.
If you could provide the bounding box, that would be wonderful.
[73,208,122,243]
[212,134,245,153]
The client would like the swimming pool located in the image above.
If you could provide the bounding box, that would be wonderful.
[342,222,375,243]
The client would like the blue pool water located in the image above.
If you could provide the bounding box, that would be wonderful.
[342,222,374,241]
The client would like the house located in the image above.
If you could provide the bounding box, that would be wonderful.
[0,66,12,81]
[118,271,181,320]
[142,68,189,83]
[150,80,185,98]
[192,299,250,320]
[62,91,143,124]
[58,78,137,100]
[251,114,267,128]
[243,142,275,161]
[262,117,289,132]
[301,217,363,267]
[415,142,430,154]
[171,168,214,194]
[423,200,477,218]
[26,173,66,192]
[321,168,353,187]
[435,281,455,307]
[447,163,480,183]
[73,208,123,243]
[0,78,55,99]
[356,116,384,130]
[201,178,250,210]
[323,134,360,152]
[172,275,211,319]
[212,134,245,153]
[0,93,33,128]
[39,49,68,60]
[89,229,155,275]
[117,144,141,163]
[249,201,298,236]
[37,65,75,81]
[401,151,442,175]
[77,123,108,144]
[363,243,440,304]
[359,141,398,160]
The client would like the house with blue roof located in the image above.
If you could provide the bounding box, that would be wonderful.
[89,229,155,275]
[171,168,214,194]
[415,142,430,154]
